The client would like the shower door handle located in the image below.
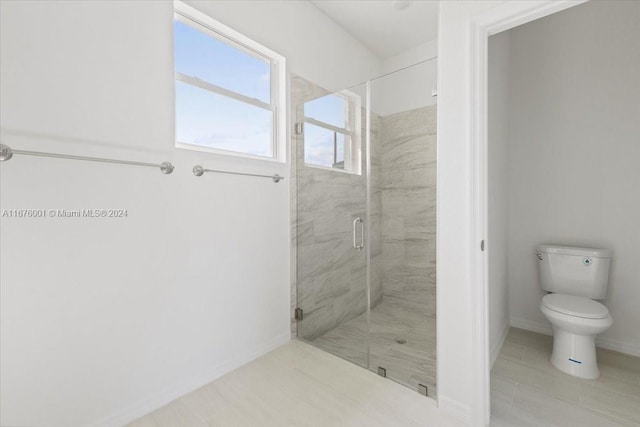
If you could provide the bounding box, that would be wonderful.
[353,217,364,251]
[353,218,361,250]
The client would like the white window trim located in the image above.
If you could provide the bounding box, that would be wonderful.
[173,1,287,163]
[302,89,362,174]
[176,72,273,111]
[302,117,354,137]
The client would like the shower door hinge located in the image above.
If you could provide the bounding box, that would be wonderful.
[294,308,304,321]
[295,122,304,135]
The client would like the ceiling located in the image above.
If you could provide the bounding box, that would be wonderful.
[310,0,439,59]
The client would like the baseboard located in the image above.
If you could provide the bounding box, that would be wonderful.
[595,337,640,357]
[438,394,472,426]
[490,321,510,369]
[509,316,553,336]
[510,316,640,357]
[90,331,291,427]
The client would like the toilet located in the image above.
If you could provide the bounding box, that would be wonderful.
[537,244,613,379]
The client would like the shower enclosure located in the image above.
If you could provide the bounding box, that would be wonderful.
[292,60,437,397]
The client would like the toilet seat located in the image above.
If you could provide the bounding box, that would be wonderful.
[542,293,609,319]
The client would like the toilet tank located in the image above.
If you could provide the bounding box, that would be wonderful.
[536,245,612,299]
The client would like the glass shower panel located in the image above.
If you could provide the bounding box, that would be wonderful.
[294,77,369,368]
[293,58,437,398]
[367,60,438,396]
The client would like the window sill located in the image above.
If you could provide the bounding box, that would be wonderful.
[303,163,361,176]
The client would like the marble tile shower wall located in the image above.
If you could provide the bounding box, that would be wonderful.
[291,75,383,341]
[290,76,437,341]
[380,106,437,316]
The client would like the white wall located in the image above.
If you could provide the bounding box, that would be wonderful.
[0,1,381,426]
[383,39,438,75]
[186,0,382,93]
[371,40,438,116]
[437,1,506,424]
[487,31,511,367]
[506,0,640,356]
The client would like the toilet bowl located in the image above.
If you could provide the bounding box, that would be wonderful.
[540,293,612,379]
[536,245,613,379]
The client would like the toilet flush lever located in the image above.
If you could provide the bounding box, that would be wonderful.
[537,253,543,261]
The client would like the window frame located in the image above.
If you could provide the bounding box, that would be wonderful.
[173,1,287,163]
[302,90,362,175]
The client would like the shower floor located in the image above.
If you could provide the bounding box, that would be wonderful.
[310,296,437,397]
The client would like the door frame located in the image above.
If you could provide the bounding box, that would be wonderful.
[466,1,587,425]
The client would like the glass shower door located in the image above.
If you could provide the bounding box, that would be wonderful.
[366,60,438,396]
[293,61,438,398]
[293,77,369,368]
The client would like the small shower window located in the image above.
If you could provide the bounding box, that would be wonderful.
[302,92,361,174]
[173,2,286,162]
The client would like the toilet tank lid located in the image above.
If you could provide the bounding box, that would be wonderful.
[542,294,610,319]
[537,245,612,258]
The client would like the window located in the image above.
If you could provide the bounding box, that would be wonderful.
[174,2,286,161]
[302,91,361,174]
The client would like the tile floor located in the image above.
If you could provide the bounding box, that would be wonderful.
[129,326,639,426]
[127,340,459,427]
[311,296,437,396]
[491,328,640,426]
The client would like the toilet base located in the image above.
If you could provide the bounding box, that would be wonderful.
[550,328,599,379]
